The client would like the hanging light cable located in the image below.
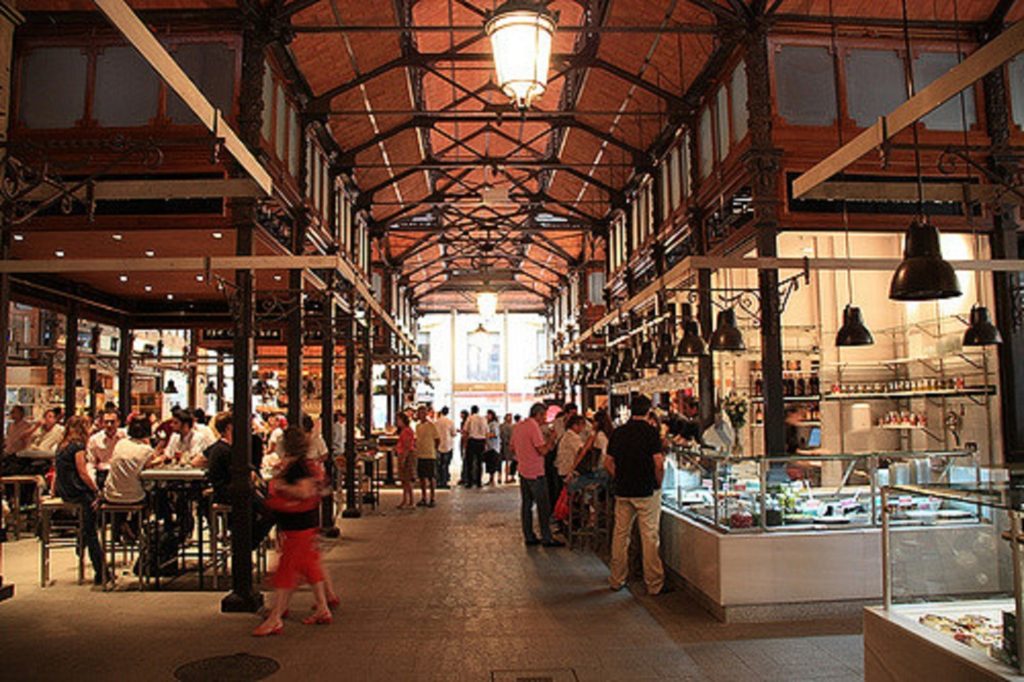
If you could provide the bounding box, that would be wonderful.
[951,0,1002,346]
[889,0,962,301]
[830,0,874,347]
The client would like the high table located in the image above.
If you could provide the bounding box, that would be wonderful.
[140,467,208,590]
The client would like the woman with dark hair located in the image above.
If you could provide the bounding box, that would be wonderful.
[54,415,106,585]
[395,412,416,509]
[254,427,336,636]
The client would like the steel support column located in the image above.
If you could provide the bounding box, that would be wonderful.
[697,269,715,428]
[286,267,303,427]
[342,287,360,518]
[64,300,79,420]
[320,277,340,536]
[363,310,373,437]
[118,322,132,419]
[215,350,225,412]
[746,25,785,456]
[221,202,262,613]
[87,325,100,415]
[0,216,14,600]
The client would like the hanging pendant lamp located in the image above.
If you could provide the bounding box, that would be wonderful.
[962,305,1003,347]
[655,324,676,368]
[637,332,656,370]
[675,304,707,357]
[164,379,179,394]
[836,304,875,347]
[889,218,962,301]
[709,309,745,352]
[605,348,621,380]
[618,342,636,379]
[204,380,218,395]
[485,0,557,110]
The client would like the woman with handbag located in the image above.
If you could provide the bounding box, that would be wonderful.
[253,427,338,637]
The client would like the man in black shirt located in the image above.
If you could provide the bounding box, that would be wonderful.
[605,394,666,595]
[202,411,272,543]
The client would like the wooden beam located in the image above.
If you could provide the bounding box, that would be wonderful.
[92,0,273,196]
[25,178,264,202]
[792,18,1024,199]
[801,181,1016,204]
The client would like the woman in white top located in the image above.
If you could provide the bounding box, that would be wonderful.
[103,416,168,505]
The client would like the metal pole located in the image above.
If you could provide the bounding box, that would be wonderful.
[320,279,340,537]
[342,287,360,518]
[215,350,225,412]
[117,322,132,419]
[881,486,891,610]
[221,204,261,613]
[363,309,372,436]
[0,215,14,600]
[64,300,79,419]
[1013,510,1024,674]
[286,267,303,427]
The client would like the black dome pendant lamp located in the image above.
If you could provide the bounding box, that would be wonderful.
[675,303,707,357]
[962,305,1002,347]
[836,304,874,347]
[709,309,745,353]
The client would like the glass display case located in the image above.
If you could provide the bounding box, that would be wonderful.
[871,482,1024,677]
[661,445,980,533]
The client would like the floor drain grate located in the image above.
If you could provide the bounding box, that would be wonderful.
[174,653,280,681]
[492,669,578,682]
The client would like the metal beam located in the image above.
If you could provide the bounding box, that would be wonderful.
[291,23,721,34]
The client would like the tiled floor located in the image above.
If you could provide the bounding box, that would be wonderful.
[0,485,864,680]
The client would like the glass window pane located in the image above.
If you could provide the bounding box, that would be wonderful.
[913,51,976,131]
[465,332,501,382]
[631,200,639,250]
[1011,55,1024,128]
[775,45,837,126]
[167,42,235,124]
[660,161,671,223]
[682,133,691,197]
[645,183,655,237]
[731,62,749,141]
[587,271,605,306]
[716,85,730,158]
[94,46,158,127]
[699,107,713,178]
[261,64,273,141]
[288,106,300,178]
[18,47,87,128]
[274,85,286,159]
[669,145,682,209]
[845,49,906,127]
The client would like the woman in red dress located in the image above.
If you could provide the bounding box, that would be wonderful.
[395,412,416,509]
[253,427,338,636]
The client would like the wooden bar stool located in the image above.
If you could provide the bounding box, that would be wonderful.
[99,502,147,591]
[39,497,86,587]
[1,475,43,541]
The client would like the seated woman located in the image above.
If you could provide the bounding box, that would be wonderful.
[53,416,105,585]
[103,415,168,505]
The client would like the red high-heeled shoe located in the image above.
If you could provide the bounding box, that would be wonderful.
[302,611,332,626]
[326,595,341,610]
[252,621,284,637]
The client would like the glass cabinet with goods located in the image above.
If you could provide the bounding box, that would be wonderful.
[864,482,1024,678]
[661,445,981,533]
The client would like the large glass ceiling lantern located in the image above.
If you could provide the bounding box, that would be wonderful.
[477,290,498,319]
[485,1,557,110]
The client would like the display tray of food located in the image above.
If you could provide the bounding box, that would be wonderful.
[891,600,1019,672]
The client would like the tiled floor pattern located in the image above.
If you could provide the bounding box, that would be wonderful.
[0,484,864,680]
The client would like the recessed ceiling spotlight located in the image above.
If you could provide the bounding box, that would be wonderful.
[166,293,174,301]
[112,234,123,241]
[273,274,283,282]
[144,285,153,292]
[119,274,129,283]
[13,234,24,242]
[144,250,155,257]
[195,274,205,282]
[54,250,65,258]
[212,232,223,239]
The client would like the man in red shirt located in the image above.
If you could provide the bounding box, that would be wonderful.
[510,403,563,547]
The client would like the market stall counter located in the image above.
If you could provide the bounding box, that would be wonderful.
[659,446,994,622]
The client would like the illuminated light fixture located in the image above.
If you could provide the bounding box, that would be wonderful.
[477,290,499,319]
[836,304,874,347]
[484,0,557,110]
[273,274,283,282]
[145,250,156,258]
[195,274,205,282]
[675,304,707,357]
[166,294,174,300]
[889,218,961,301]
[144,285,153,292]
[212,232,224,239]
[709,309,745,353]
[962,305,1002,347]
[112,233,123,241]
[13,233,24,241]
[54,249,65,258]
[119,274,129,283]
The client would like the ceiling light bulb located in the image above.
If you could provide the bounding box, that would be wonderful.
[144,250,155,257]
[144,285,153,292]
[273,274,283,282]
[112,234,123,241]
[195,274,204,282]
[54,250,65,258]
[477,291,499,319]
[212,232,223,239]
[119,274,129,283]
[485,1,556,110]
[166,293,174,300]
[13,234,24,241]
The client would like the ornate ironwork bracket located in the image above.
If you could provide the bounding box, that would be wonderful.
[669,264,809,328]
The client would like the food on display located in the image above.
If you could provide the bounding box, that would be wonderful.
[918,612,1008,663]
